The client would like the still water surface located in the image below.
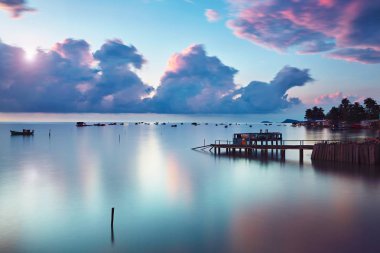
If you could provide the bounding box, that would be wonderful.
[0,119,379,253]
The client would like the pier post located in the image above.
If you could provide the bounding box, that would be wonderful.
[281,150,286,161]
[299,149,304,163]
[111,207,115,228]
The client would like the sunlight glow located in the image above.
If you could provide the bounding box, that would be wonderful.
[24,49,36,62]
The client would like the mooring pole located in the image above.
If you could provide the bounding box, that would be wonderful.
[111,207,115,228]
[299,149,304,163]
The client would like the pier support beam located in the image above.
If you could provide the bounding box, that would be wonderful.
[299,149,304,163]
[281,150,286,161]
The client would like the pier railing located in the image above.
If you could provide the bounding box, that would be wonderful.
[213,139,343,146]
[195,138,379,165]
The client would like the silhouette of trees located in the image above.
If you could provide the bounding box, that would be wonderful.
[304,106,325,120]
[347,102,366,122]
[326,106,340,122]
[322,98,379,123]
[364,98,380,120]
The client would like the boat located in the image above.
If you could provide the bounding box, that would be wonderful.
[10,129,34,136]
[94,123,106,126]
[76,122,89,127]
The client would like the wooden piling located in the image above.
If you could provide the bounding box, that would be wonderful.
[111,207,115,228]
[311,142,380,165]
[299,149,303,163]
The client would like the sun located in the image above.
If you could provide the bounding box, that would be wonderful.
[24,49,36,62]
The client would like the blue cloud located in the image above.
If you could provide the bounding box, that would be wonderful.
[0,39,313,113]
[147,45,313,113]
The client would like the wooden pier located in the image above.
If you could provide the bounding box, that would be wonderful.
[193,139,327,163]
[192,132,380,165]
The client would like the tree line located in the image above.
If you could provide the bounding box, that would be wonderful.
[305,98,379,123]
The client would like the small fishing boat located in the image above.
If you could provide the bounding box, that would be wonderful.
[76,122,89,127]
[10,129,34,136]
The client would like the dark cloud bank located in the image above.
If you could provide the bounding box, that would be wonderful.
[0,39,313,113]
[227,0,380,64]
[0,0,34,17]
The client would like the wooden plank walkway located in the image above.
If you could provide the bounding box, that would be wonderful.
[209,144,314,150]
[193,139,342,163]
[193,139,380,165]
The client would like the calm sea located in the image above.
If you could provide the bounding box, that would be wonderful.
[0,114,379,253]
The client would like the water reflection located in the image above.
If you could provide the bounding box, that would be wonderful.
[0,122,379,252]
[111,227,115,245]
[312,160,380,180]
[229,202,363,253]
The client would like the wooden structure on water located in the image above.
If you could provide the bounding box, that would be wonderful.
[193,132,380,165]
[312,142,380,166]
[233,130,282,145]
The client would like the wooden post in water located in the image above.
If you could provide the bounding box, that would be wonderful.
[111,207,115,228]
[299,149,304,163]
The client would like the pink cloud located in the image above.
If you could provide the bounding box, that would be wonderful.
[227,0,380,63]
[319,0,335,8]
[205,9,221,22]
[314,92,364,105]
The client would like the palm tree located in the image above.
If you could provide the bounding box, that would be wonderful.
[364,98,380,120]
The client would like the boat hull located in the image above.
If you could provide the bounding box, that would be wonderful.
[10,130,34,136]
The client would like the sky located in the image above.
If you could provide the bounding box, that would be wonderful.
[0,0,379,114]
